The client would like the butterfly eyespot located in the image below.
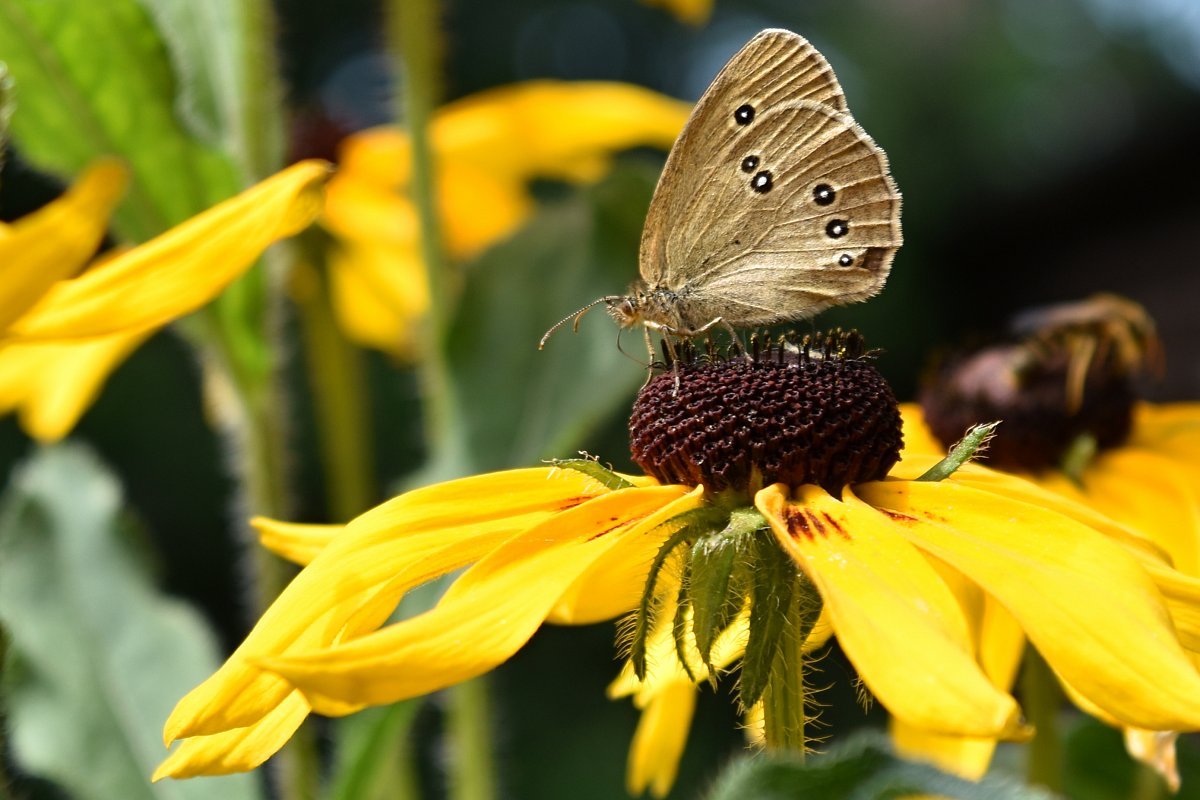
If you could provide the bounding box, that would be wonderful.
[741,155,760,173]
[734,104,755,125]
[751,171,773,193]
[838,254,854,266]
[825,219,849,238]
[813,184,837,205]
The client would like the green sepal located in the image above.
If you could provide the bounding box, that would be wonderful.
[917,421,1001,482]
[671,561,698,683]
[630,505,728,680]
[689,507,762,672]
[738,527,798,709]
[548,457,636,491]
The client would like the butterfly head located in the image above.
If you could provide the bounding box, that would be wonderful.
[604,294,642,328]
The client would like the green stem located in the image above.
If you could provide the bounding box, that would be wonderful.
[761,581,811,754]
[386,0,468,479]
[1021,649,1064,792]
[293,234,376,520]
[446,678,498,800]
[232,0,286,181]
[1131,763,1167,800]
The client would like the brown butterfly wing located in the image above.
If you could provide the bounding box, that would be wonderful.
[667,101,902,328]
[639,29,849,286]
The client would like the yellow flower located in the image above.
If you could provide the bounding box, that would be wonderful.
[0,159,331,440]
[320,81,691,356]
[156,332,1200,795]
[896,295,1200,789]
[639,0,714,26]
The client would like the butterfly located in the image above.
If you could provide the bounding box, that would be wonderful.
[540,28,903,362]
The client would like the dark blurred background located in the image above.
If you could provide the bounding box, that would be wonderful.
[3,0,1199,796]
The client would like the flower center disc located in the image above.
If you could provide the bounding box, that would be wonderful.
[629,333,902,495]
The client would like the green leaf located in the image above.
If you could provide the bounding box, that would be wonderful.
[0,62,13,169]
[133,0,284,179]
[0,0,240,240]
[0,444,261,800]
[705,735,1058,800]
[444,162,659,473]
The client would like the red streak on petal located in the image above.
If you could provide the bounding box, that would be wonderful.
[879,508,920,525]
[587,512,651,541]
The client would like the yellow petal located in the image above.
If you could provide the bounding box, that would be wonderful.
[438,161,532,260]
[860,478,1200,730]
[165,467,607,741]
[1080,449,1200,574]
[0,159,128,330]
[549,485,704,625]
[639,0,713,25]
[260,486,688,713]
[898,403,947,457]
[253,517,341,566]
[891,595,1027,779]
[433,81,689,184]
[8,160,330,341]
[0,329,151,441]
[626,680,697,798]
[327,239,428,357]
[756,484,1022,738]
[154,691,311,779]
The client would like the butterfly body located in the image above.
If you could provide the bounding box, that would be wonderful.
[540,28,902,356]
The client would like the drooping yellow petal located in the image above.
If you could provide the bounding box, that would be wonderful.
[260,486,689,714]
[254,518,342,566]
[165,467,609,742]
[0,159,128,330]
[626,679,697,798]
[549,485,704,625]
[861,478,1200,731]
[0,329,151,441]
[757,484,1022,738]
[154,691,311,779]
[891,592,1027,779]
[8,161,330,341]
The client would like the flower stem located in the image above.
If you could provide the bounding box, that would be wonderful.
[386,0,469,479]
[1021,648,1064,792]
[446,677,498,800]
[292,233,376,520]
[761,580,811,755]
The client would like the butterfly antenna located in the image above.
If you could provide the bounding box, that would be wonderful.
[538,297,615,350]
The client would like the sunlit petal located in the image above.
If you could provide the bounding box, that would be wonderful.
[154,691,310,779]
[9,160,330,341]
[757,484,1022,738]
[166,467,609,740]
[260,486,689,713]
[861,479,1200,730]
[254,518,341,566]
[0,329,151,441]
[0,159,127,330]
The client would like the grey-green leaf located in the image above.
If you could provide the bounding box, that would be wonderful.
[705,735,1059,800]
[0,0,240,240]
[0,444,261,800]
